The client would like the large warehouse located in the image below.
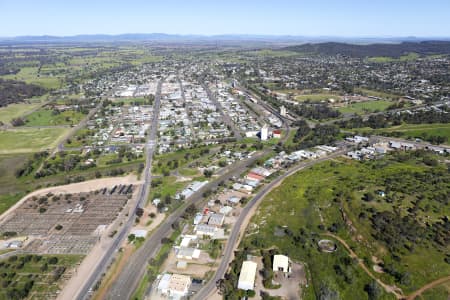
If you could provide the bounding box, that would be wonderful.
[237,261,257,290]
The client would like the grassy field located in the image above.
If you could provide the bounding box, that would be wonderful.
[2,66,62,89]
[338,100,393,114]
[0,103,43,124]
[294,93,341,102]
[0,127,68,154]
[24,108,85,126]
[242,155,450,298]
[0,254,83,300]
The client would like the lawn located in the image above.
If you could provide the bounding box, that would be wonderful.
[338,100,393,114]
[0,127,69,153]
[24,108,85,126]
[0,103,42,124]
[242,155,450,298]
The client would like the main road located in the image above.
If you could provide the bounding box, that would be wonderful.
[74,79,163,300]
[193,148,349,300]
[203,82,243,141]
[107,80,293,299]
[106,148,270,299]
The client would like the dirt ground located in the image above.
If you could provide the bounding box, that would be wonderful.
[163,251,216,278]
[254,257,306,300]
[0,174,141,224]
[55,176,141,300]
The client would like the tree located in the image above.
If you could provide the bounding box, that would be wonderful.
[128,234,136,243]
[364,280,381,300]
[135,207,144,217]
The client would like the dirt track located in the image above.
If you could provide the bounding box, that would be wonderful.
[406,276,450,300]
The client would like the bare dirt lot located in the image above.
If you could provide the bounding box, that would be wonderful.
[255,257,306,300]
[0,184,135,254]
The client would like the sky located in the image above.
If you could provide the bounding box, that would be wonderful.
[0,0,449,37]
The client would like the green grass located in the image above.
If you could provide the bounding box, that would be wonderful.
[2,66,62,89]
[0,127,69,154]
[242,155,450,298]
[24,108,85,126]
[419,282,450,300]
[294,93,341,102]
[338,100,393,114]
[0,103,43,124]
[148,176,188,202]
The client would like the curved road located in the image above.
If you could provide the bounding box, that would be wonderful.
[193,148,348,300]
[106,149,270,300]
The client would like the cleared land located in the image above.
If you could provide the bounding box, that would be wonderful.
[0,127,69,153]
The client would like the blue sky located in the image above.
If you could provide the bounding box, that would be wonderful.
[0,0,449,37]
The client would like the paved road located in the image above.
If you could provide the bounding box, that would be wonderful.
[75,79,163,300]
[106,149,269,300]
[203,83,243,141]
[193,148,348,300]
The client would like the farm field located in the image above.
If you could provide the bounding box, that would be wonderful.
[241,154,450,299]
[338,100,393,114]
[0,127,69,153]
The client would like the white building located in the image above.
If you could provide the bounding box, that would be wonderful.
[157,273,191,298]
[280,105,287,117]
[260,124,269,141]
[273,254,290,273]
[237,261,257,290]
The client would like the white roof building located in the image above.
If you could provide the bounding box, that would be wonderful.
[273,254,290,273]
[168,274,191,298]
[238,261,257,290]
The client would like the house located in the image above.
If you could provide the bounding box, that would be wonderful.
[168,274,191,298]
[237,261,257,290]
[176,247,201,260]
[273,129,282,138]
[208,213,225,227]
[195,224,217,237]
[246,172,264,181]
[273,254,290,273]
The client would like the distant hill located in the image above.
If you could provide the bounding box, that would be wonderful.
[0,33,449,45]
[283,41,450,58]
